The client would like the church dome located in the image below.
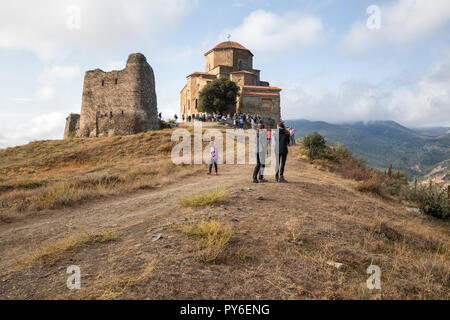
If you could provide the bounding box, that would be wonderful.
[205,41,252,56]
[213,41,249,51]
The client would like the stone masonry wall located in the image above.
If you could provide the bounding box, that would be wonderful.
[238,95,281,128]
[77,53,159,138]
[64,113,80,139]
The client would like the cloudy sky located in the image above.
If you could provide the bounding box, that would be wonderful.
[1,0,450,148]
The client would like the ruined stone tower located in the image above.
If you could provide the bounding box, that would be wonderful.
[64,53,159,138]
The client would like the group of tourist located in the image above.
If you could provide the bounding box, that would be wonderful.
[251,122,290,183]
[176,112,295,182]
[207,122,292,183]
[181,113,264,129]
[183,113,228,123]
[232,113,264,129]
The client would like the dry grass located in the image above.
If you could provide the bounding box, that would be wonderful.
[183,220,233,263]
[0,128,205,221]
[179,187,228,208]
[286,218,303,243]
[1,139,448,300]
[356,177,383,196]
[85,258,158,300]
[22,231,119,267]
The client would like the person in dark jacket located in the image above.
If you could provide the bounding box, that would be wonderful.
[276,122,290,183]
[253,124,268,183]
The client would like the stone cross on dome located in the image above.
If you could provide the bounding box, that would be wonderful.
[227,34,231,41]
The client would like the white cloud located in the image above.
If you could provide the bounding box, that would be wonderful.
[0,112,66,149]
[105,61,126,72]
[223,10,324,54]
[0,64,82,148]
[232,0,247,8]
[0,0,197,60]
[37,65,81,84]
[35,65,81,101]
[36,86,56,101]
[282,56,450,127]
[342,0,450,54]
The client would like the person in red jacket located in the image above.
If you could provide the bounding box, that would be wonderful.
[267,129,272,145]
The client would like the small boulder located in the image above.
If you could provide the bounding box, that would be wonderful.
[150,233,163,242]
[326,261,344,269]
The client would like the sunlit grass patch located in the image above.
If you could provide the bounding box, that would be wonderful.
[183,220,232,263]
[179,187,228,208]
[25,231,119,266]
[82,258,158,300]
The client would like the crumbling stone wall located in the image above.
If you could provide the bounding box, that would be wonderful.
[72,53,159,138]
[64,113,80,139]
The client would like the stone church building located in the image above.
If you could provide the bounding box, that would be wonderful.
[64,53,159,138]
[180,41,281,126]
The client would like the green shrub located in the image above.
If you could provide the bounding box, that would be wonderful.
[355,169,409,197]
[383,171,408,196]
[334,143,352,160]
[321,147,340,162]
[403,183,449,220]
[198,77,240,114]
[302,132,327,160]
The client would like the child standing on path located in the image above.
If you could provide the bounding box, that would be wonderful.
[208,140,218,175]
[289,127,296,145]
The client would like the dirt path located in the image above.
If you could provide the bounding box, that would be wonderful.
[1,150,447,300]
[0,163,248,272]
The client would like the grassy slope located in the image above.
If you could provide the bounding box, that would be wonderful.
[0,129,448,300]
[0,128,202,222]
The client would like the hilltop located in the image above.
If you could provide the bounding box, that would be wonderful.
[0,128,448,300]
[286,120,450,180]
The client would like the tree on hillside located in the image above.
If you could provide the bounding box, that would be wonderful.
[198,77,240,114]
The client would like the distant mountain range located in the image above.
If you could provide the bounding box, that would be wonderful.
[285,120,450,180]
